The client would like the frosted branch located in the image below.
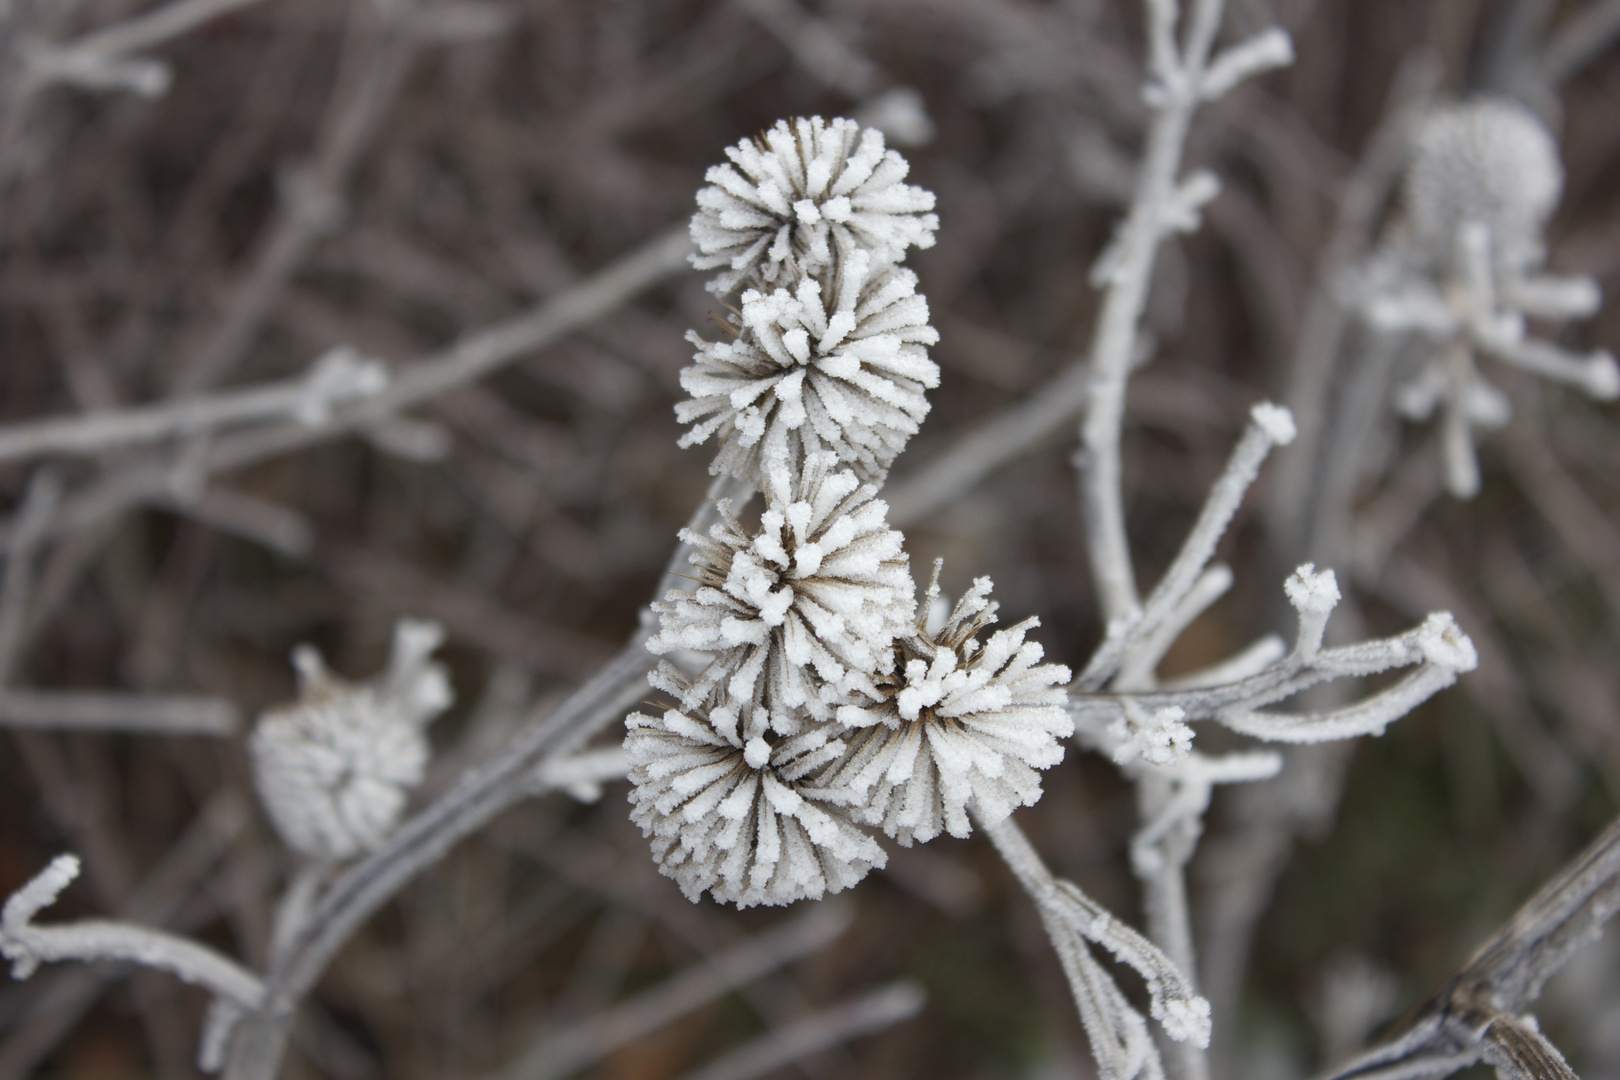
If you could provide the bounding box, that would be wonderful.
[0,347,387,465]
[1316,813,1620,1080]
[1197,28,1294,101]
[676,981,925,1080]
[1072,569,1477,741]
[982,812,1209,1079]
[1081,0,1287,625]
[1,855,265,1009]
[1079,403,1296,692]
[0,689,239,735]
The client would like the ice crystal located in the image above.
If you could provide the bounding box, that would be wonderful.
[625,677,884,907]
[818,573,1073,845]
[249,619,453,861]
[690,116,938,296]
[677,248,940,485]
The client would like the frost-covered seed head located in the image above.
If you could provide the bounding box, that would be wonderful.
[648,452,914,731]
[1404,99,1562,271]
[625,676,884,908]
[249,620,452,862]
[819,572,1073,846]
[690,116,938,296]
[676,249,940,485]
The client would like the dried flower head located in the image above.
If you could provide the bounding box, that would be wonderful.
[690,116,938,296]
[677,249,940,485]
[1404,99,1562,272]
[625,672,885,907]
[818,572,1073,846]
[249,619,453,861]
[649,452,913,731]
[1353,98,1617,498]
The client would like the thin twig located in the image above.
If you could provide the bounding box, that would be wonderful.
[675,981,925,1080]
[483,904,854,1080]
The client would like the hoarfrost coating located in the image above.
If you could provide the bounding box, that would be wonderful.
[249,619,453,862]
[625,679,885,908]
[1356,98,1619,497]
[689,116,939,297]
[677,249,940,485]
[648,452,915,732]
[819,574,1074,846]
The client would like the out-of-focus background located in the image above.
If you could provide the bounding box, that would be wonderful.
[1,0,1619,1077]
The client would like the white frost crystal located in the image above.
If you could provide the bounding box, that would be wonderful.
[819,575,1073,845]
[690,116,938,296]
[649,453,913,730]
[677,248,940,484]
[250,619,453,862]
[625,675,885,907]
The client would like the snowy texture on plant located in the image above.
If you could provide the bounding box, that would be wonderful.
[1355,97,1619,497]
[648,452,914,730]
[625,668,884,907]
[820,573,1073,846]
[249,619,453,862]
[690,116,938,296]
[677,249,940,485]
[1404,99,1562,273]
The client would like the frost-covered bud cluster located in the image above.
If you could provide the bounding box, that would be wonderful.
[1355,98,1618,498]
[820,574,1072,846]
[1404,99,1563,274]
[250,619,453,862]
[636,119,1073,906]
[625,667,884,908]
[677,251,940,484]
[648,452,912,728]
[681,117,942,488]
[690,116,938,297]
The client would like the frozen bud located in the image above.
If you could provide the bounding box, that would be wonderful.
[820,575,1073,845]
[1405,99,1562,269]
[249,620,453,861]
[1110,703,1193,767]
[1284,563,1340,616]
[625,685,884,907]
[690,116,938,296]
[677,249,939,485]
[1249,401,1297,446]
[649,453,914,730]
[1415,612,1479,673]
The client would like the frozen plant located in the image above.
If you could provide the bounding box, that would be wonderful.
[646,451,913,729]
[677,247,941,485]
[820,569,1073,846]
[625,667,885,907]
[689,115,938,296]
[249,618,453,862]
[1356,98,1619,497]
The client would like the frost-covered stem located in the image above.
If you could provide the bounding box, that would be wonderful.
[1079,0,1226,624]
[0,349,387,465]
[1080,405,1294,691]
[1,856,265,1010]
[981,810,1211,1079]
[0,689,239,735]
[222,480,736,1080]
[1136,776,1198,986]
